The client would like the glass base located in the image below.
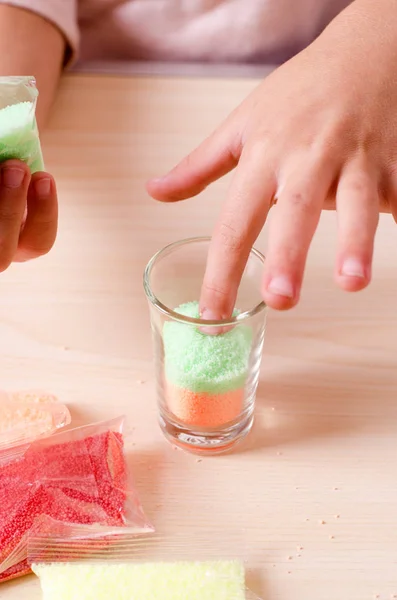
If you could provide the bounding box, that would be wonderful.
[159,412,254,455]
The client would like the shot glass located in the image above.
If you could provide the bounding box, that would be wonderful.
[144,237,266,454]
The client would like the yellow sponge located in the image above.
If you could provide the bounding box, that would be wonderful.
[33,560,245,600]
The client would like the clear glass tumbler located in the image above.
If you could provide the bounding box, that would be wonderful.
[143,237,266,454]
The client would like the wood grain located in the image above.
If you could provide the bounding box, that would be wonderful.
[2,74,397,599]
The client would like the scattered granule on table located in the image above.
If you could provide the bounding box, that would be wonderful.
[163,301,252,428]
[33,560,246,600]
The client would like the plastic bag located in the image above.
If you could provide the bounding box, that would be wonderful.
[29,529,262,600]
[0,389,71,465]
[0,76,44,173]
[0,417,153,583]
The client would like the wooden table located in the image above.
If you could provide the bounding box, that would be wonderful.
[2,74,397,600]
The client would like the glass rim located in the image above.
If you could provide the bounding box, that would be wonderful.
[143,236,266,327]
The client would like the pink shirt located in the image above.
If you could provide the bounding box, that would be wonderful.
[5,0,352,65]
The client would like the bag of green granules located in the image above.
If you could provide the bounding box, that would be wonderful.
[0,76,45,173]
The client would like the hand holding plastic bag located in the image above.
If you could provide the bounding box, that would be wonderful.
[0,77,58,269]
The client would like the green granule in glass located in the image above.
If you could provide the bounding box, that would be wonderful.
[163,301,252,394]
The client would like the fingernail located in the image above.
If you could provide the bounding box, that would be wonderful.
[34,178,51,196]
[2,167,25,188]
[341,258,365,278]
[201,308,222,321]
[200,308,226,335]
[267,275,294,298]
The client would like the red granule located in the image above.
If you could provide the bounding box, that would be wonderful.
[0,431,129,582]
[0,560,30,583]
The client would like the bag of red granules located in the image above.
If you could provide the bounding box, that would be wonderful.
[0,417,153,583]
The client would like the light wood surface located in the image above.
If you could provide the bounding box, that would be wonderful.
[2,74,397,599]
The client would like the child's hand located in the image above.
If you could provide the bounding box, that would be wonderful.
[148,0,396,315]
[0,160,58,269]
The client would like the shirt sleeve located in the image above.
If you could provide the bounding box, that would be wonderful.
[0,0,79,65]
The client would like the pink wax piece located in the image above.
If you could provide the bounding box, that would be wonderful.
[0,390,71,461]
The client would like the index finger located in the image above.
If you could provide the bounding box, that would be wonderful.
[147,112,242,203]
[199,144,276,320]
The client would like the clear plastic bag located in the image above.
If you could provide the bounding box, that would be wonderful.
[0,389,71,465]
[29,529,262,599]
[0,417,153,583]
[0,76,44,173]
